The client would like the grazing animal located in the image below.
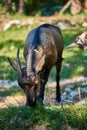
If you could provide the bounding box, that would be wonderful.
[67,31,87,51]
[8,24,64,107]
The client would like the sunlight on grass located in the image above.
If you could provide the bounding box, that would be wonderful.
[72,66,84,76]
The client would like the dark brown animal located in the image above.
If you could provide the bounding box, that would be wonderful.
[67,31,87,51]
[8,24,63,107]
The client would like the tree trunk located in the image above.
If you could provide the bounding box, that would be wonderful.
[59,0,73,14]
[6,0,12,13]
[70,0,82,15]
[83,0,87,11]
[18,0,24,14]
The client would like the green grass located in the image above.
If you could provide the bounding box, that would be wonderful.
[0,27,28,80]
[0,86,23,97]
[0,103,87,130]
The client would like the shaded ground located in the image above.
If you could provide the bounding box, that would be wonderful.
[0,76,87,108]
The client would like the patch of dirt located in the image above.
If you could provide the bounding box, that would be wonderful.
[0,14,11,30]
[0,95,26,108]
[0,76,87,108]
[0,87,86,109]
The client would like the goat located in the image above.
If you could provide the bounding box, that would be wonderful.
[8,24,64,107]
[67,31,87,51]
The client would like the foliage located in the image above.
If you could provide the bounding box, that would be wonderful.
[0,0,84,16]
[24,0,69,15]
[24,0,33,4]
[0,0,6,6]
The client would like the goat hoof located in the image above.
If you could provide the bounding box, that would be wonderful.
[56,98,61,102]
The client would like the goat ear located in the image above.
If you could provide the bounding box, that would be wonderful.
[36,54,46,73]
[8,57,20,72]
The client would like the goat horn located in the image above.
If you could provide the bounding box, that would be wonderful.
[16,48,22,74]
[27,47,34,76]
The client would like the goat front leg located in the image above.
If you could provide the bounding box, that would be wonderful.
[56,60,62,102]
[37,68,51,103]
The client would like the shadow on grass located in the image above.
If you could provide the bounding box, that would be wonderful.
[0,54,25,80]
[0,56,17,80]
[0,86,23,97]
[61,49,87,79]
[0,39,24,50]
